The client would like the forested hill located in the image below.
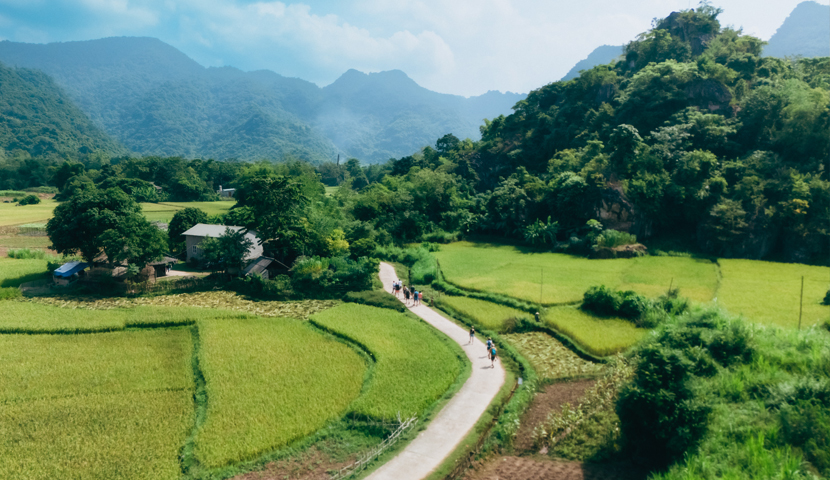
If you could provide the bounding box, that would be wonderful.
[764,1,830,58]
[561,45,624,81]
[0,61,125,161]
[0,38,524,164]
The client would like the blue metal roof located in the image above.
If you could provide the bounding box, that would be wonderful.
[53,261,89,278]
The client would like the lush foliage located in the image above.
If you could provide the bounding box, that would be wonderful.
[194,316,364,467]
[582,285,689,327]
[198,227,254,272]
[310,303,461,419]
[619,309,830,478]
[167,207,208,252]
[47,186,167,268]
[16,194,40,205]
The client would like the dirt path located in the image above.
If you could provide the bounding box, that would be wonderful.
[365,262,506,480]
[463,456,643,480]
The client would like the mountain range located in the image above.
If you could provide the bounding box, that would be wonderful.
[560,1,829,82]
[0,37,524,164]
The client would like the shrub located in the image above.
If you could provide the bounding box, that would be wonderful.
[422,229,460,244]
[290,256,377,294]
[343,291,406,312]
[618,291,649,320]
[17,194,41,206]
[594,229,637,248]
[26,186,58,194]
[0,287,21,300]
[823,290,830,306]
[582,285,622,317]
[229,274,295,300]
[8,248,51,260]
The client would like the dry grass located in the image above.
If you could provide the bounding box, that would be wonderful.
[503,331,603,381]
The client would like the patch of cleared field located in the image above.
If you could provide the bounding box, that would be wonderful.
[0,391,192,480]
[718,259,830,328]
[544,306,646,357]
[0,199,57,226]
[0,330,192,402]
[194,316,365,468]
[435,242,718,305]
[503,332,603,381]
[437,295,531,331]
[325,186,339,196]
[311,303,461,419]
[0,258,48,287]
[140,201,235,223]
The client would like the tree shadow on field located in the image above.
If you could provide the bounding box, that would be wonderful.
[1,271,48,288]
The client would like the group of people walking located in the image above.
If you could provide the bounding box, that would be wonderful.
[392,280,422,306]
[468,326,498,368]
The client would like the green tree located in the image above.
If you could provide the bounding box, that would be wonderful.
[199,228,254,273]
[47,187,166,268]
[168,207,208,253]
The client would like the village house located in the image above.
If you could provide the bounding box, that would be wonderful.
[181,223,263,263]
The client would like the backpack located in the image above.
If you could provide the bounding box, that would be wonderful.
[491,347,497,357]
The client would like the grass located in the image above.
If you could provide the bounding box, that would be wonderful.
[194,316,365,468]
[437,295,532,331]
[140,201,235,223]
[0,199,57,226]
[0,391,192,480]
[311,303,461,420]
[0,329,193,402]
[0,236,52,249]
[434,241,718,305]
[718,259,830,328]
[0,302,130,333]
[325,186,339,196]
[502,331,603,381]
[0,257,48,287]
[544,306,647,357]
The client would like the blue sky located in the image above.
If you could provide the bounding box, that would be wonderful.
[0,0,826,96]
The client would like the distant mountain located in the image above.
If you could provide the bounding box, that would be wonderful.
[561,45,624,81]
[0,61,124,158]
[764,1,830,58]
[0,38,524,163]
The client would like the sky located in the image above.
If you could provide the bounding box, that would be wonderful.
[0,0,826,97]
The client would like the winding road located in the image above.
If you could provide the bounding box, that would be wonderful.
[366,262,506,480]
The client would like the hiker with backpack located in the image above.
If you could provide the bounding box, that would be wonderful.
[490,344,498,368]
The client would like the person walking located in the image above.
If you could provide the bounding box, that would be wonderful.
[468,326,475,344]
[490,344,498,368]
[413,290,419,306]
[404,286,410,305]
[486,337,493,358]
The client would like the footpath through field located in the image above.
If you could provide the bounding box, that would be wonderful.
[366,263,505,480]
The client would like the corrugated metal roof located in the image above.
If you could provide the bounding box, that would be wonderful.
[242,256,274,276]
[181,223,256,239]
[53,261,89,277]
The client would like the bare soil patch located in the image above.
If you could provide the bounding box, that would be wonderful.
[232,447,354,480]
[464,455,644,480]
[515,379,597,452]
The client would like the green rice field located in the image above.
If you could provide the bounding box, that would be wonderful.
[0,258,48,288]
[194,317,365,467]
[311,303,461,419]
[0,329,194,480]
[434,241,718,305]
[544,306,647,357]
[436,295,531,331]
[0,199,57,226]
[718,259,830,328]
[140,201,236,223]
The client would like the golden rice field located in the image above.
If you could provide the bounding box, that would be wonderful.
[434,241,718,305]
[194,317,365,468]
[311,303,462,419]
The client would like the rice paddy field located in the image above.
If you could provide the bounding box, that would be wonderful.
[436,295,531,331]
[0,258,48,288]
[194,317,365,467]
[502,331,603,381]
[544,306,647,357]
[0,199,57,226]
[718,259,830,328]
[434,241,718,305]
[140,201,236,223]
[311,303,462,419]
[0,329,194,480]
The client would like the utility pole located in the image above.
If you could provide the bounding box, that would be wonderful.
[798,276,804,330]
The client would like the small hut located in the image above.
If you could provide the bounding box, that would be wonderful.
[52,261,89,286]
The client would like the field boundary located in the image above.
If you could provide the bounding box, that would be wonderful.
[331,416,418,480]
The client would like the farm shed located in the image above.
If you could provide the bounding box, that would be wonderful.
[52,261,89,286]
[147,256,179,279]
[217,185,236,198]
[241,256,285,280]
[181,223,263,262]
